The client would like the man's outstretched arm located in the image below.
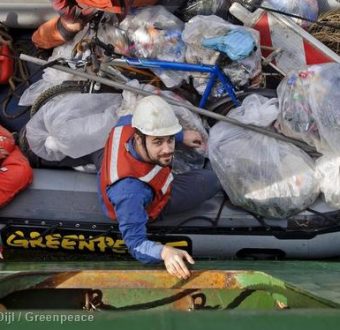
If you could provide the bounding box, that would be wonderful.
[107,178,194,278]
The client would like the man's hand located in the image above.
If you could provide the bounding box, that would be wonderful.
[161,245,195,279]
[183,130,205,149]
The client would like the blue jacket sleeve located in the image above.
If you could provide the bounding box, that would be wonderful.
[106,178,164,264]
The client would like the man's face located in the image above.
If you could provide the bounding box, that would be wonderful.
[145,135,175,167]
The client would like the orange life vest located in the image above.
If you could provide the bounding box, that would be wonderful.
[0,125,33,207]
[100,124,173,220]
[0,125,15,160]
[0,147,33,208]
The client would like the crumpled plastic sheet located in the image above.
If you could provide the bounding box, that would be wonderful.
[182,15,262,96]
[26,93,122,161]
[264,0,319,28]
[119,5,187,88]
[118,80,208,174]
[208,96,319,218]
[316,154,340,209]
[228,94,279,127]
[275,63,340,155]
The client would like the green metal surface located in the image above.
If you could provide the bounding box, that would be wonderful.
[1,260,340,328]
[0,266,339,311]
[2,260,340,303]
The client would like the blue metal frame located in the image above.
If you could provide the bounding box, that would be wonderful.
[111,58,240,108]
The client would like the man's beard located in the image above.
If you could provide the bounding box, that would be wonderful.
[151,153,174,167]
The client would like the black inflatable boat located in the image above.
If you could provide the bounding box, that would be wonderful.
[1,168,340,260]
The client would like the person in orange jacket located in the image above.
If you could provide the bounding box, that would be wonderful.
[32,0,159,49]
[0,125,33,208]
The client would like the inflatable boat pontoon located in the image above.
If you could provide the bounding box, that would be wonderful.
[1,169,340,260]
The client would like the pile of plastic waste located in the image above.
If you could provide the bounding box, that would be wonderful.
[19,0,340,218]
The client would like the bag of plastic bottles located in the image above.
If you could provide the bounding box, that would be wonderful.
[119,5,187,87]
[276,63,340,155]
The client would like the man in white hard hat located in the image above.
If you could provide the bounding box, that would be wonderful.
[99,95,221,279]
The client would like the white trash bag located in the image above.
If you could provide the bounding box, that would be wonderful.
[26,93,122,161]
[316,154,340,209]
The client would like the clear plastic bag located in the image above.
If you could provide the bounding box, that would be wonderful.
[182,15,262,95]
[228,94,279,126]
[163,90,208,174]
[276,63,340,154]
[208,99,319,218]
[172,144,206,175]
[119,5,187,87]
[26,93,122,161]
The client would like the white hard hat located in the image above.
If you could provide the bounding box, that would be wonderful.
[132,95,182,136]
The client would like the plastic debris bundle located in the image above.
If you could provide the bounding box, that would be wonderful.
[182,15,261,95]
[120,5,187,87]
[276,63,340,155]
[209,94,319,218]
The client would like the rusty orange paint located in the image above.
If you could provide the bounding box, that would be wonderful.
[34,270,247,290]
